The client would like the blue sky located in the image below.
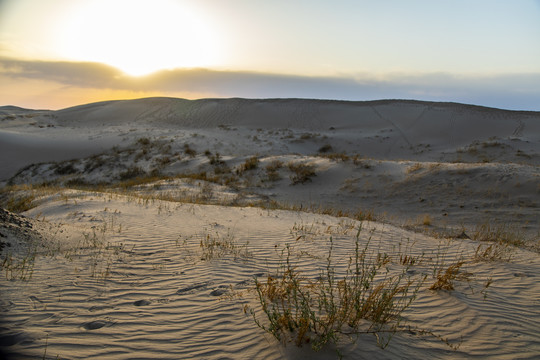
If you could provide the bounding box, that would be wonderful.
[0,0,539,110]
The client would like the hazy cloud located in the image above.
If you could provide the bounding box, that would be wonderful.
[1,57,539,111]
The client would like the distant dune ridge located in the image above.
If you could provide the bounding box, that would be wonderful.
[1,96,538,230]
[2,97,539,177]
[0,97,539,359]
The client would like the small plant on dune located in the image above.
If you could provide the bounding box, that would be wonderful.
[118,166,146,181]
[265,160,283,182]
[287,162,317,185]
[199,229,250,260]
[54,161,78,176]
[320,152,350,162]
[474,242,513,262]
[136,137,151,146]
[1,249,36,281]
[421,214,432,226]
[237,156,259,174]
[406,163,423,174]
[318,144,333,153]
[207,152,225,166]
[4,192,38,213]
[470,222,524,247]
[0,185,62,213]
[249,228,426,353]
[183,143,197,157]
[429,261,472,291]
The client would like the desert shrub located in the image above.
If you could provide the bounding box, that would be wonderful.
[198,182,214,202]
[157,156,172,166]
[84,155,108,172]
[407,163,423,174]
[429,261,472,291]
[320,152,349,162]
[54,162,78,175]
[208,152,225,166]
[238,156,259,173]
[474,242,513,262]
[65,177,92,188]
[184,144,197,157]
[1,250,36,281]
[421,214,432,226]
[199,230,250,260]
[470,222,524,247]
[249,233,425,352]
[318,144,333,153]
[137,137,151,146]
[118,166,146,181]
[210,154,231,175]
[481,140,504,148]
[515,150,532,159]
[4,193,38,213]
[352,155,372,169]
[288,162,316,185]
[299,132,319,140]
[265,160,283,182]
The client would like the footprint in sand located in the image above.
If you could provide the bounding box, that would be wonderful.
[176,282,210,295]
[133,299,151,306]
[209,287,229,296]
[82,320,109,330]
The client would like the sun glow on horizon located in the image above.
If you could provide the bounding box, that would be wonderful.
[53,0,220,76]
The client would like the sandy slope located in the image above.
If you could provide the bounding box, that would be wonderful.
[1,97,539,358]
[1,194,539,359]
[1,97,538,236]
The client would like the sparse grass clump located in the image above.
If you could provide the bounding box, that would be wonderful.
[429,261,472,291]
[318,144,333,153]
[288,162,316,185]
[54,161,78,176]
[4,193,38,213]
[237,156,259,174]
[474,242,513,262]
[1,250,36,281]
[421,214,432,226]
[407,163,423,174]
[265,160,283,182]
[250,229,425,352]
[136,137,151,146]
[184,144,197,157]
[118,166,146,181]
[320,152,350,162]
[207,152,225,166]
[0,184,61,213]
[470,222,524,247]
[199,230,250,260]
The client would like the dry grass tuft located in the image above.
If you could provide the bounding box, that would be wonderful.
[421,214,432,226]
[470,222,525,247]
[287,162,317,185]
[407,163,424,174]
[199,230,250,260]
[429,261,472,291]
[237,156,259,174]
[249,230,426,352]
[474,242,513,262]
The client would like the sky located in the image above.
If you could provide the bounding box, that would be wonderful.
[0,0,539,110]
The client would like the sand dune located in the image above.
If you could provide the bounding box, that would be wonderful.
[1,97,538,234]
[1,97,539,359]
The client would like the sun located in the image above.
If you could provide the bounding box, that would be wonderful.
[55,0,220,76]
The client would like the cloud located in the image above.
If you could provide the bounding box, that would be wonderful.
[1,57,539,111]
[0,58,122,87]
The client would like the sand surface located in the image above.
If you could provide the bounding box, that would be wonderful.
[0,98,539,359]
